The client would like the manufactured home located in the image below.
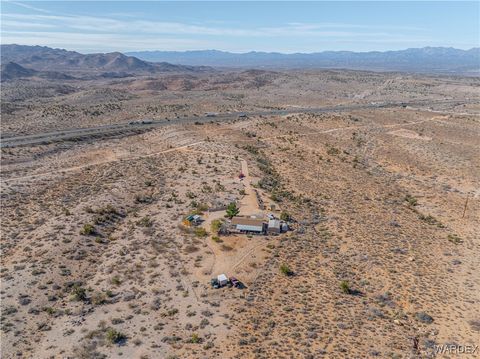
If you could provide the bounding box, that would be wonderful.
[231,217,266,234]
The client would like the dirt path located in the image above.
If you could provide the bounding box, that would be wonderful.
[2,116,446,184]
[1,141,205,183]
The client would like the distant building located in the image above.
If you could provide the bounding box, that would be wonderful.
[232,217,266,234]
[267,219,281,234]
[185,214,202,225]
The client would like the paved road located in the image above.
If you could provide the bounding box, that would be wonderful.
[0,99,466,148]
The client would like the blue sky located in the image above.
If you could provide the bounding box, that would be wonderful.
[1,1,479,53]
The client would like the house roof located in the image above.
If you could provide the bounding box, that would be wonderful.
[232,217,265,227]
[268,219,281,229]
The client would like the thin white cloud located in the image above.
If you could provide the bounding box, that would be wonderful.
[7,1,52,14]
[2,12,424,38]
[1,31,222,52]
[1,9,448,52]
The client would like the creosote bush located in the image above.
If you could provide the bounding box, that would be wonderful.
[340,280,351,294]
[80,224,95,235]
[71,285,87,301]
[280,263,293,276]
[194,227,208,238]
[105,328,127,344]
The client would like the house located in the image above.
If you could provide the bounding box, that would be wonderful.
[267,219,281,234]
[232,217,266,234]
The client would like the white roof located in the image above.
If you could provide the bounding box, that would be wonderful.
[268,219,281,228]
[217,273,228,282]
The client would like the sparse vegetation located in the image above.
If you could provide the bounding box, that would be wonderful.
[447,234,463,244]
[340,280,351,294]
[404,194,418,207]
[280,263,293,276]
[194,227,208,238]
[1,59,477,359]
[105,328,127,344]
[280,211,291,221]
[80,224,95,235]
[71,285,87,301]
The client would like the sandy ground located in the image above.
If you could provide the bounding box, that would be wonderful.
[1,70,479,359]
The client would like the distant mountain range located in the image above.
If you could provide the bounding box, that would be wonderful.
[0,44,211,80]
[126,47,480,74]
[1,45,478,79]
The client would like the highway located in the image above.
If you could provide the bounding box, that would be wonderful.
[0,99,466,148]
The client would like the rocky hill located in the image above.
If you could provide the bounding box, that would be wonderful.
[1,45,211,76]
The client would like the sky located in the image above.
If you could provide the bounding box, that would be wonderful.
[1,1,479,53]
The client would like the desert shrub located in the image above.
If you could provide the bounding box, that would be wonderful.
[340,280,351,294]
[243,145,259,155]
[280,211,291,221]
[111,276,122,286]
[43,307,56,315]
[447,234,463,244]
[203,341,214,350]
[71,285,87,301]
[184,245,199,253]
[415,312,434,324]
[404,194,418,207]
[418,214,444,227]
[210,219,224,233]
[280,264,293,276]
[91,292,106,305]
[190,333,201,343]
[164,308,178,317]
[137,216,153,227]
[194,227,208,238]
[135,194,154,204]
[211,236,223,243]
[186,191,196,199]
[326,145,340,156]
[80,224,95,236]
[105,328,127,344]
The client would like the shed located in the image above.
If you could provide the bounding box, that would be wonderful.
[268,219,281,233]
[217,274,228,286]
[232,217,266,233]
[192,215,201,224]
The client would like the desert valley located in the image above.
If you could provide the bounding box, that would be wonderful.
[1,44,479,358]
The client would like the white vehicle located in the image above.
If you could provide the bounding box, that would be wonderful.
[217,274,229,287]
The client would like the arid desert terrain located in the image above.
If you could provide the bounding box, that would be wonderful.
[1,66,479,359]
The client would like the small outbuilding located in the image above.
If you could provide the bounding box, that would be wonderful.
[268,219,281,234]
[185,214,202,225]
